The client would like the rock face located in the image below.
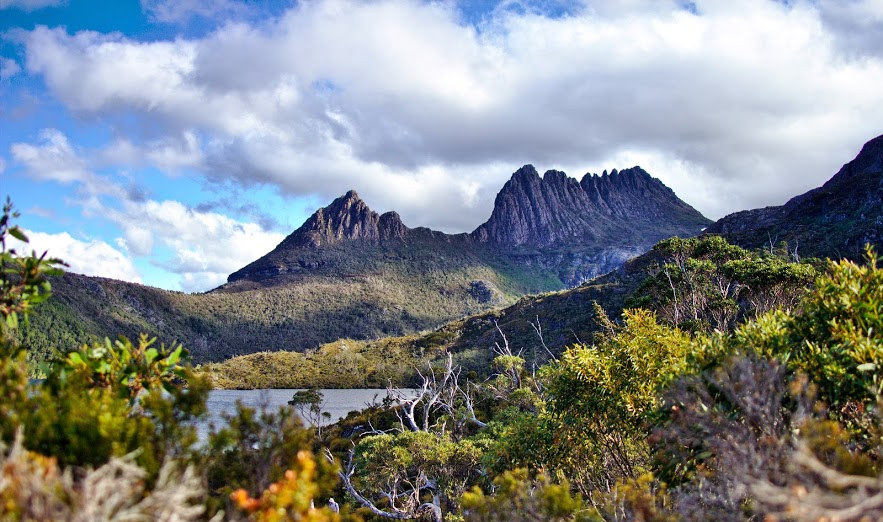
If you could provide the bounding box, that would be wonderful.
[472,165,709,247]
[707,134,883,259]
[227,191,408,283]
[281,190,407,248]
[471,165,711,283]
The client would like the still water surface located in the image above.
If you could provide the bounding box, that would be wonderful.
[200,388,406,439]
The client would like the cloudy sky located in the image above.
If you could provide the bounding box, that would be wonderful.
[2,0,882,291]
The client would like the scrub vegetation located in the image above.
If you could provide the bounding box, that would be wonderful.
[3,199,882,521]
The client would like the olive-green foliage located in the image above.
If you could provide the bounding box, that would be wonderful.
[0,198,65,338]
[630,235,816,332]
[786,248,883,409]
[204,336,431,389]
[207,252,659,390]
[590,473,675,522]
[0,201,343,520]
[200,401,340,515]
[461,468,589,522]
[626,251,883,518]
[19,238,564,365]
[353,430,485,514]
[532,309,698,493]
[6,334,211,475]
[0,201,210,475]
[62,334,187,404]
[674,248,883,422]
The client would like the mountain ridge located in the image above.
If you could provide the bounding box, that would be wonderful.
[228,164,709,288]
[23,162,707,362]
[472,165,710,248]
[706,133,883,258]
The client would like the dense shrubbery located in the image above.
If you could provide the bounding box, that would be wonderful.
[5,191,882,521]
[203,336,430,389]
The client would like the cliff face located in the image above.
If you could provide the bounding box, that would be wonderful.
[472,165,710,248]
[282,190,407,248]
[470,165,711,283]
[227,191,409,283]
[707,134,883,259]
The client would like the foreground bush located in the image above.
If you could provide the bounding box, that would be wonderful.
[0,430,208,521]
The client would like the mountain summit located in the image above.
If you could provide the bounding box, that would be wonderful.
[468,165,710,283]
[472,165,710,248]
[281,190,408,248]
[229,165,709,287]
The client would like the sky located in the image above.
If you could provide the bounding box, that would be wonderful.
[1,0,882,292]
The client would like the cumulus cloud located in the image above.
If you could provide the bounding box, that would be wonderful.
[9,129,286,291]
[0,57,21,80]
[18,0,883,231]
[10,229,142,283]
[0,0,62,11]
[10,129,121,198]
[107,198,284,292]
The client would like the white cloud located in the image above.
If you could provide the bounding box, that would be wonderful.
[0,0,62,11]
[10,129,124,199]
[107,198,285,291]
[9,129,285,292]
[18,0,883,230]
[99,132,203,173]
[0,57,21,80]
[10,229,142,283]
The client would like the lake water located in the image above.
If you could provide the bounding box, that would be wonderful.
[199,388,406,440]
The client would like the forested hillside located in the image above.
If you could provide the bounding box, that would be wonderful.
[206,235,819,389]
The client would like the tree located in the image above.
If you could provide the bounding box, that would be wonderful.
[630,236,815,332]
[336,354,489,520]
[290,387,332,437]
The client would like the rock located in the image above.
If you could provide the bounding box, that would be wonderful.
[227,164,711,288]
[472,165,710,248]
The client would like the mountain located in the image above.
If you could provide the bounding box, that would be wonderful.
[21,165,706,364]
[229,165,710,290]
[473,165,709,247]
[706,134,883,259]
[472,165,711,284]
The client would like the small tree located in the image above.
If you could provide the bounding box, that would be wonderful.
[289,387,331,436]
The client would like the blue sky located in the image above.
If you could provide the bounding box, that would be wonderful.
[2,0,882,291]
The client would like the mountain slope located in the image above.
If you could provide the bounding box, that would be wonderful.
[205,250,660,388]
[706,134,883,258]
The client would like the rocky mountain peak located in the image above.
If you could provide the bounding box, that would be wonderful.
[707,133,882,260]
[226,190,409,283]
[472,165,710,248]
[824,134,883,187]
[280,190,409,249]
[511,164,540,182]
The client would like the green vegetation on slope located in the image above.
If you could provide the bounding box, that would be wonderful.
[18,238,563,366]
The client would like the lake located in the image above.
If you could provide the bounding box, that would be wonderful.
[199,388,407,440]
